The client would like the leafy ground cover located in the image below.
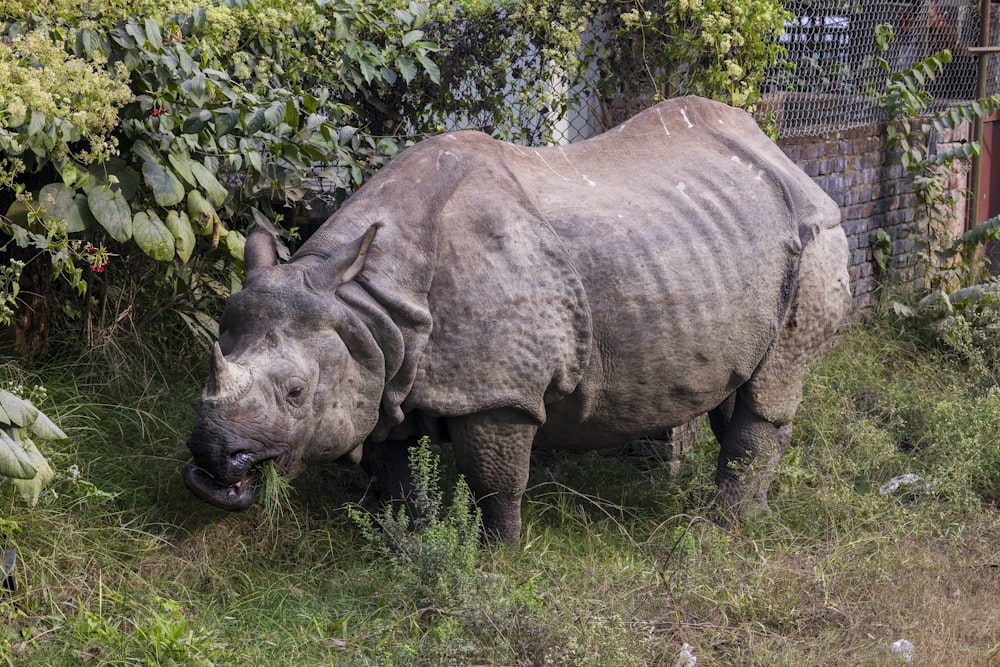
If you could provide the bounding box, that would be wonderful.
[2,315,1000,666]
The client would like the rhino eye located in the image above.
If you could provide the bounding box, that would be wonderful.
[286,385,306,404]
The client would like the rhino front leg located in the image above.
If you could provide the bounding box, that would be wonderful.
[714,392,792,518]
[361,439,415,504]
[447,408,537,545]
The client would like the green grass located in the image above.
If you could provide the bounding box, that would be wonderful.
[3,316,1000,665]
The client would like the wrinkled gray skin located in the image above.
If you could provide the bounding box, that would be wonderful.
[184,97,851,544]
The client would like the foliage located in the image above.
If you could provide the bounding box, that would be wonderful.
[0,0,794,355]
[873,26,1000,374]
[876,35,1000,294]
[0,382,65,506]
[589,0,791,116]
[70,593,233,666]
[408,0,598,144]
[348,436,482,608]
[0,0,445,348]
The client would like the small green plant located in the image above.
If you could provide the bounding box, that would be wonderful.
[72,593,232,666]
[349,436,482,608]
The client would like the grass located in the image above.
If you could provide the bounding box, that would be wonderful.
[2,315,1000,665]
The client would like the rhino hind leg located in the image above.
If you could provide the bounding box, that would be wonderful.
[713,393,793,517]
[447,408,536,545]
[714,224,850,518]
[708,392,737,444]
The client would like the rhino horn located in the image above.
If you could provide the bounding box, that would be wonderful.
[205,342,252,401]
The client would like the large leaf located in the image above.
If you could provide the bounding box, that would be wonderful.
[164,210,196,263]
[168,153,197,187]
[0,431,36,480]
[29,410,67,441]
[89,185,133,242]
[189,161,228,206]
[0,391,38,429]
[87,159,141,200]
[130,139,161,165]
[144,17,162,51]
[225,229,246,262]
[142,161,185,207]
[38,183,88,233]
[215,108,240,137]
[133,211,176,261]
[187,190,217,235]
[11,437,54,506]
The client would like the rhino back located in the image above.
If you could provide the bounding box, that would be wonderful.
[499,97,841,444]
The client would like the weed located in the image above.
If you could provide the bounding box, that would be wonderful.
[348,436,482,609]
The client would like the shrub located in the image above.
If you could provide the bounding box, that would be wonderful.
[590,0,791,118]
[0,0,444,349]
[349,436,482,608]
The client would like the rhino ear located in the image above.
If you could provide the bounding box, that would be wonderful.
[330,222,382,284]
[245,227,278,271]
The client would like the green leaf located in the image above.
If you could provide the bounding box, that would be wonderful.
[89,185,133,242]
[244,108,266,134]
[264,102,285,128]
[26,110,45,136]
[130,140,161,165]
[247,150,262,172]
[187,190,216,235]
[189,161,228,207]
[12,437,54,505]
[0,391,37,429]
[142,161,185,207]
[144,17,162,51]
[125,20,146,47]
[88,160,141,201]
[403,30,424,47]
[39,183,87,233]
[133,211,176,261]
[416,52,440,84]
[0,432,36,480]
[397,56,418,83]
[168,153,197,187]
[183,109,213,135]
[226,229,246,262]
[176,42,195,74]
[215,108,240,137]
[28,411,66,441]
[284,101,300,128]
[79,28,101,57]
[165,210,196,263]
[182,72,209,106]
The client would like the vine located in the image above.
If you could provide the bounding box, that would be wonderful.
[877,28,1000,296]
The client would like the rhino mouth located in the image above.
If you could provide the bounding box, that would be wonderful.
[183,463,261,511]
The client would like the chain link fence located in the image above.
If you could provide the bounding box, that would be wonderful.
[758,0,985,138]
[424,2,995,144]
[541,0,994,144]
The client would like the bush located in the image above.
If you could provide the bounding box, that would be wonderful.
[590,0,791,117]
[1,0,792,355]
[0,0,445,351]
[349,437,482,608]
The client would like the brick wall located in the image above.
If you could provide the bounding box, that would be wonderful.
[776,121,973,312]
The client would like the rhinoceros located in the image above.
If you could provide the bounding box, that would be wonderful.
[183,96,851,544]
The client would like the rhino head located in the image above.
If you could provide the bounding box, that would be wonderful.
[183,225,386,511]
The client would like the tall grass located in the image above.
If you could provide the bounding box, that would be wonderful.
[2,315,1000,665]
